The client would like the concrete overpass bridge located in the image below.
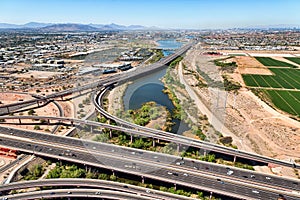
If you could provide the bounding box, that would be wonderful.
[0,178,192,200]
[0,128,299,200]
[0,115,299,171]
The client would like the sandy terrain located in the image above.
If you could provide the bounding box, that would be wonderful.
[183,43,300,167]
[107,83,129,115]
[0,92,74,135]
[13,70,63,79]
[235,56,273,75]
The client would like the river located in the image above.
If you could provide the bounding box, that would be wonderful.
[123,39,190,134]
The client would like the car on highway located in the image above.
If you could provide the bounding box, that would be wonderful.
[167,172,173,175]
[226,169,234,175]
[217,178,224,184]
[176,161,185,165]
[266,176,271,180]
[95,191,101,195]
[146,189,151,193]
[252,190,259,194]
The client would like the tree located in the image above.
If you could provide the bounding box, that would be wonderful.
[98,173,109,180]
[28,109,36,115]
[93,133,109,143]
[109,174,117,181]
[34,125,41,130]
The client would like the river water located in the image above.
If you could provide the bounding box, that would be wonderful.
[123,39,190,134]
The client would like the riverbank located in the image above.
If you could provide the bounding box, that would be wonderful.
[161,60,210,141]
[107,83,172,131]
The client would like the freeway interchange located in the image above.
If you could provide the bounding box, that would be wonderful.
[0,126,299,200]
[0,42,299,199]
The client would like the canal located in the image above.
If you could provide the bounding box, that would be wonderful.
[123,39,190,134]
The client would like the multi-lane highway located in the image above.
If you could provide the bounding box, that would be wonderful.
[1,113,299,172]
[1,188,161,200]
[0,127,299,200]
[0,179,193,200]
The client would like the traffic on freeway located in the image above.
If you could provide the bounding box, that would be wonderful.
[0,127,299,200]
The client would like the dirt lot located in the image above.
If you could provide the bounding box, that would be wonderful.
[13,70,63,80]
[0,92,73,135]
[235,56,273,75]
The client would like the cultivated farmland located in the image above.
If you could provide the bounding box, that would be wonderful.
[284,57,300,65]
[242,57,300,117]
[242,68,300,89]
[255,57,297,68]
[263,90,300,116]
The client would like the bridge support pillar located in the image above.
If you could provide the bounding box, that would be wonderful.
[61,96,63,100]
[130,135,133,144]
[109,130,112,138]
[203,150,207,156]
[177,143,180,153]
[152,139,155,147]
[47,119,50,125]
[141,176,144,184]
[36,101,39,107]
[18,118,21,124]
[112,170,115,176]
[90,126,93,133]
[233,155,236,163]
[6,106,10,113]
[209,191,213,199]
[157,139,160,143]
[174,183,177,190]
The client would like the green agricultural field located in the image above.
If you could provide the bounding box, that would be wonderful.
[242,63,300,117]
[263,90,300,116]
[255,57,296,68]
[242,68,300,89]
[284,57,300,65]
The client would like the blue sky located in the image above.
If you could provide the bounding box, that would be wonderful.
[1,0,300,28]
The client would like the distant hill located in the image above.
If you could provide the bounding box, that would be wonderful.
[0,23,22,29]
[0,22,151,31]
[89,23,146,30]
[40,24,98,32]
[0,22,52,29]
[23,22,53,28]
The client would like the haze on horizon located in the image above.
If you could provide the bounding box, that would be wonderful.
[1,0,300,29]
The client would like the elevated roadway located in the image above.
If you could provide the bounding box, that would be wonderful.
[1,188,159,200]
[0,179,192,200]
[1,115,299,171]
[0,128,299,200]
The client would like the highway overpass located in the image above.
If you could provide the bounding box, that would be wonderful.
[0,127,299,200]
[1,114,299,172]
[0,178,193,200]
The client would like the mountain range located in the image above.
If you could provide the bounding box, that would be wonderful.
[0,22,151,31]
